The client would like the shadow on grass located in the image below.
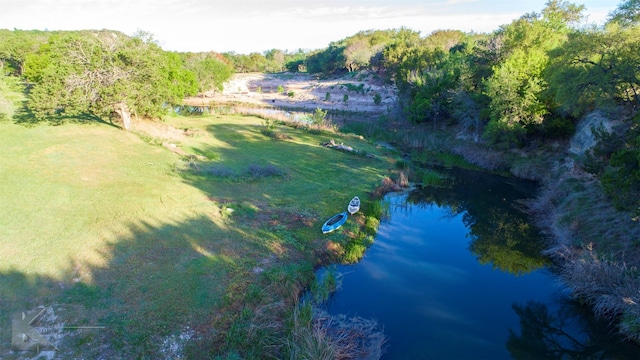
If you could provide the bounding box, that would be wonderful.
[12,101,121,129]
[181,122,387,217]
[0,214,282,359]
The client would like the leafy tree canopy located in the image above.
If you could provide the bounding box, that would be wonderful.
[608,0,640,27]
[24,30,197,129]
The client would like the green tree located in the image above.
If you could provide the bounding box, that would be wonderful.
[546,23,640,117]
[264,48,285,72]
[184,52,233,94]
[310,107,327,129]
[382,28,424,87]
[608,0,640,27]
[305,29,397,75]
[373,92,382,105]
[0,29,50,75]
[599,115,640,214]
[25,31,197,129]
[483,0,585,146]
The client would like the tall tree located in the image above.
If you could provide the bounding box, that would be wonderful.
[483,0,585,146]
[608,0,640,27]
[24,31,197,129]
[183,52,233,94]
[546,23,640,117]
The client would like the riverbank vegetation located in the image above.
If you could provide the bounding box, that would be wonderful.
[1,0,639,354]
[292,0,640,343]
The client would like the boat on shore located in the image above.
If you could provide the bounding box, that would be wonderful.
[322,211,348,234]
[348,196,360,214]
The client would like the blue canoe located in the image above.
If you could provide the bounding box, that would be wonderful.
[322,211,348,234]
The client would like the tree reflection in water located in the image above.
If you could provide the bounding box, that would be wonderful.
[508,298,640,359]
[407,166,550,276]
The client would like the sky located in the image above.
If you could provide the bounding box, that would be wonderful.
[0,0,623,54]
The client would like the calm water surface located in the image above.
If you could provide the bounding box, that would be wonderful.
[319,168,639,359]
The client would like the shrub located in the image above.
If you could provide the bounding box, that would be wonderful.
[373,93,382,105]
[310,107,327,128]
[394,159,409,170]
[261,119,276,137]
[247,164,286,178]
[206,165,238,179]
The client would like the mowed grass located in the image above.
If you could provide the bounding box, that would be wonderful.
[0,113,396,358]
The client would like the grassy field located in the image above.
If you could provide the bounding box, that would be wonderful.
[0,112,397,358]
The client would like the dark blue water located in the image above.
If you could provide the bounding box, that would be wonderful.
[319,169,640,359]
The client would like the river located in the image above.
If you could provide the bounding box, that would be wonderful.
[317,168,640,359]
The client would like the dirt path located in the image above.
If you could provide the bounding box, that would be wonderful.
[183,72,397,114]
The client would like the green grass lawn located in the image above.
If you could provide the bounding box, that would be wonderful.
[0,113,398,358]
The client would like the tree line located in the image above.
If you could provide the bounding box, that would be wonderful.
[297,0,640,216]
[1,0,639,214]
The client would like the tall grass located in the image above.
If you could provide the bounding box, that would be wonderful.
[207,104,340,133]
[283,303,385,360]
[525,163,640,342]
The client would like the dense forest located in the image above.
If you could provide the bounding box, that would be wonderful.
[1,0,639,344]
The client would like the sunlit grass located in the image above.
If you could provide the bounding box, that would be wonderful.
[0,112,395,357]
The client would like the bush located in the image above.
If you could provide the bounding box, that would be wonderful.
[373,93,382,105]
[310,107,327,128]
[247,164,286,178]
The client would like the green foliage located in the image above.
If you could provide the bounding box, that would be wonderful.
[482,1,586,146]
[546,23,640,118]
[343,94,348,103]
[310,107,327,128]
[342,83,365,93]
[394,159,409,170]
[417,169,448,186]
[309,269,337,302]
[363,216,380,236]
[277,84,284,93]
[608,0,640,27]
[23,31,198,125]
[580,124,625,175]
[261,118,276,136]
[596,113,640,215]
[373,92,382,105]
[362,199,387,220]
[183,52,233,93]
[222,49,307,73]
[0,29,51,76]
[602,149,640,213]
[305,29,398,74]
